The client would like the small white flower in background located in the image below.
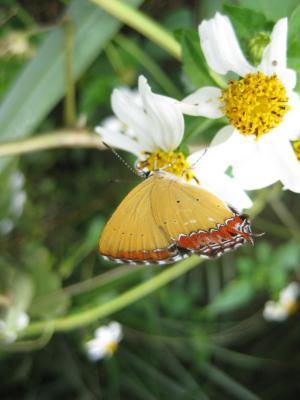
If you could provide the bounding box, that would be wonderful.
[85,321,123,361]
[10,172,27,218]
[180,13,300,193]
[0,31,34,59]
[96,75,252,210]
[0,218,14,235]
[263,282,300,322]
[0,171,26,235]
[0,311,29,343]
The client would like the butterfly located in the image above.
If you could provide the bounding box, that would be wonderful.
[99,171,255,265]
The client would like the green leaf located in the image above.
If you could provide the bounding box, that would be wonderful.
[222,4,271,40]
[222,5,272,66]
[179,29,217,88]
[288,4,300,91]
[0,0,142,142]
[235,0,300,21]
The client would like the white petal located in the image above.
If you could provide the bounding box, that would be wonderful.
[138,76,184,151]
[278,68,297,90]
[280,282,300,304]
[263,301,288,322]
[101,116,124,134]
[188,148,252,211]
[111,88,156,151]
[284,92,300,140]
[94,326,112,341]
[180,87,224,117]
[199,12,254,76]
[232,136,279,190]
[108,321,123,342]
[95,126,144,157]
[85,339,106,361]
[259,18,289,80]
[266,132,300,193]
[207,126,253,171]
[200,172,252,211]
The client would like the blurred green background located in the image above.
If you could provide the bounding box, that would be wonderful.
[1,0,300,399]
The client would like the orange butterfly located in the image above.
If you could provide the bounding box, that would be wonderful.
[99,171,254,265]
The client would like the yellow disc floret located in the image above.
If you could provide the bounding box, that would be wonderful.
[285,300,298,316]
[221,72,290,138]
[137,150,196,182]
[293,140,300,163]
[105,341,118,355]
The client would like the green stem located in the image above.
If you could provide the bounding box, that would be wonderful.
[0,130,104,157]
[115,33,182,98]
[105,42,132,84]
[21,256,201,337]
[105,43,135,86]
[62,16,76,127]
[90,0,181,60]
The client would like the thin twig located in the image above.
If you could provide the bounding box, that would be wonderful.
[0,130,104,157]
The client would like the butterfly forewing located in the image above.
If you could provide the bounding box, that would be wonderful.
[150,175,234,237]
[99,176,179,264]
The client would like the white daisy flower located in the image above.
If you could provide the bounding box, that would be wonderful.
[85,321,123,361]
[96,75,252,210]
[0,311,30,343]
[180,13,300,193]
[101,88,141,140]
[263,282,300,322]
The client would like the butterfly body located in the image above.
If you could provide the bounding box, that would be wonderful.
[99,172,253,265]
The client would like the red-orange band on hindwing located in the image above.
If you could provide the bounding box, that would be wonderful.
[176,214,253,257]
[100,246,185,265]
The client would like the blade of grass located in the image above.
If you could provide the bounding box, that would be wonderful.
[90,0,181,60]
[200,363,261,400]
[115,33,181,98]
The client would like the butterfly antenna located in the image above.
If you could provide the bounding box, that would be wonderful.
[102,142,145,178]
[189,146,208,169]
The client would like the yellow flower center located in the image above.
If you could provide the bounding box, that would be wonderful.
[292,140,300,162]
[105,341,118,355]
[137,150,195,182]
[285,301,298,316]
[221,72,290,138]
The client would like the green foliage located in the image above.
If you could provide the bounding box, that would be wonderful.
[222,4,271,40]
[0,0,142,142]
[179,28,217,88]
[0,0,300,399]
[288,4,300,91]
[235,0,300,21]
